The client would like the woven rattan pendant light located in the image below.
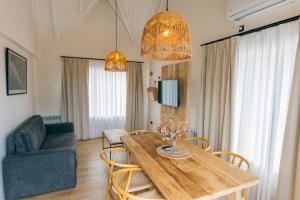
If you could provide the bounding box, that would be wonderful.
[141,0,191,60]
[105,0,128,71]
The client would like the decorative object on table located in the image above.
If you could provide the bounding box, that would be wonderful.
[104,0,128,72]
[147,87,158,101]
[141,0,191,60]
[156,118,191,159]
[5,48,27,95]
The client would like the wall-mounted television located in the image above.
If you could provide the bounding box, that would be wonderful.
[158,80,180,107]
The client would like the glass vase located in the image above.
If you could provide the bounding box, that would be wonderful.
[171,134,179,151]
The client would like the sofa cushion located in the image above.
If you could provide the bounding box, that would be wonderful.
[41,132,76,150]
[14,116,46,153]
[14,134,29,153]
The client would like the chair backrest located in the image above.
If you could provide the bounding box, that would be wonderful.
[100,147,140,199]
[112,167,165,200]
[212,151,250,172]
[128,130,150,136]
[100,147,138,176]
[184,137,211,152]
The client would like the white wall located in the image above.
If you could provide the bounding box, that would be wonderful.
[35,2,144,116]
[147,62,161,130]
[0,0,38,54]
[0,1,37,199]
[147,0,300,130]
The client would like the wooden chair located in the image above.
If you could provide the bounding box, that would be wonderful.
[112,167,165,200]
[184,137,212,151]
[100,147,153,200]
[127,130,152,164]
[128,130,150,136]
[212,151,250,200]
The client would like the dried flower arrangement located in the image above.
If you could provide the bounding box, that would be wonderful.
[157,118,189,149]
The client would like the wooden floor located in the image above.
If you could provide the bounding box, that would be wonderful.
[25,139,107,200]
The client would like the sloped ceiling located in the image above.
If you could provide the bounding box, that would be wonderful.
[31,0,165,45]
[110,0,166,44]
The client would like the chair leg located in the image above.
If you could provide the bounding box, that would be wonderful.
[106,189,110,200]
[102,131,105,149]
[237,191,243,200]
[227,191,242,200]
[109,144,112,160]
[242,189,247,200]
[106,176,112,200]
[127,151,130,164]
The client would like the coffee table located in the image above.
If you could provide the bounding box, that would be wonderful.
[102,129,127,158]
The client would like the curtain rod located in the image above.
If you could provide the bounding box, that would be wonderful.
[60,56,144,64]
[201,14,300,46]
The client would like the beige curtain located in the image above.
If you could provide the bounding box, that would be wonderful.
[277,22,300,200]
[61,57,90,140]
[198,38,237,151]
[126,62,144,131]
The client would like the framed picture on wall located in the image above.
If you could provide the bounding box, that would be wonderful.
[5,48,27,95]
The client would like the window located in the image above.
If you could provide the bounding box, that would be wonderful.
[232,21,299,200]
[88,60,126,138]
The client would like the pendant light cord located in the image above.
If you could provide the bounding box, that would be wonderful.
[115,0,118,51]
[166,0,168,11]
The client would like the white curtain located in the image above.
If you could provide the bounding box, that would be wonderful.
[88,60,126,138]
[232,21,299,200]
[277,20,300,200]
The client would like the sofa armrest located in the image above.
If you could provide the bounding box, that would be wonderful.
[45,122,74,135]
[3,147,76,200]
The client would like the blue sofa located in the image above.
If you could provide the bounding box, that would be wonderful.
[3,115,77,200]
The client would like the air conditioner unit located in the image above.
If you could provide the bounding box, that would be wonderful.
[228,0,297,21]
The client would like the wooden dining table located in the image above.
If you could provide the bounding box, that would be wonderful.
[121,132,259,200]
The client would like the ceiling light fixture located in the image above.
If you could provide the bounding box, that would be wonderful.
[105,0,128,72]
[141,0,192,61]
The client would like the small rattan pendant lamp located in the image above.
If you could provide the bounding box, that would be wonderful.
[105,0,128,71]
[141,0,192,61]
